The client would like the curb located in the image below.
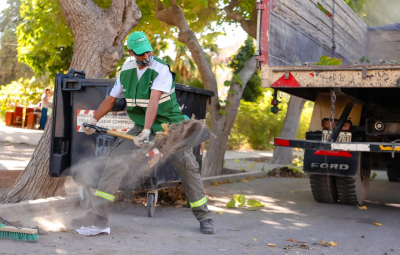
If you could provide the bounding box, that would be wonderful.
[0,194,79,218]
[202,171,268,186]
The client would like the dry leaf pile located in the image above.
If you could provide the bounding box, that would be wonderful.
[267,166,307,178]
[113,184,188,207]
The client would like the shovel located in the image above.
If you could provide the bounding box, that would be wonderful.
[82,119,213,155]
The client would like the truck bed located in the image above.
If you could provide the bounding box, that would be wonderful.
[257,0,400,94]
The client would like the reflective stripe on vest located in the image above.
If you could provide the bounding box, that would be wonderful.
[125,88,175,107]
[190,196,207,208]
[94,190,115,201]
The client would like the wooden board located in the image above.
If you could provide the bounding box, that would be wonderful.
[269,13,345,67]
[270,0,367,65]
[367,30,400,63]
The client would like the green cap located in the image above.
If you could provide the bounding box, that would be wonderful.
[127,32,153,54]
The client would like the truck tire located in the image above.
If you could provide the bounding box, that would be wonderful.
[336,157,371,205]
[387,166,400,182]
[309,174,338,203]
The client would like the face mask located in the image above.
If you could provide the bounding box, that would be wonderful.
[136,54,153,67]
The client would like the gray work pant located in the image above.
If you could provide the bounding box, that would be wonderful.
[89,126,211,222]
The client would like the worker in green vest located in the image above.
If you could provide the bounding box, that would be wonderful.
[71,31,215,234]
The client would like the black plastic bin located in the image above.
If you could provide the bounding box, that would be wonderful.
[50,69,214,215]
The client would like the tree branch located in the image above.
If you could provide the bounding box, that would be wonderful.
[224,1,257,38]
[155,0,219,111]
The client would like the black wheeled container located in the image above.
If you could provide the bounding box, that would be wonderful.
[49,69,214,216]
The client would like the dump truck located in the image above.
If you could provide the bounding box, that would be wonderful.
[256,0,400,205]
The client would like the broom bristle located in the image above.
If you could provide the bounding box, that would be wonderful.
[0,223,39,242]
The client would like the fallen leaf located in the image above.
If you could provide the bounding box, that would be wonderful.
[357,205,367,210]
[299,244,309,249]
[235,159,241,163]
[320,241,328,247]
[214,211,223,214]
[225,179,232,183]
[287,239,296,242]
[268,243,276,247]
[226,199,236,208]
[258,175,265,178]
[246,176,253,180]
[213,182,219,186]
[374,223,382,226]
[245,207,260,211]
[233,194,246,206]
[219,181,224,184]
[291,190,299,193]
[148,160,151,165]
[247,199,265,207]
[329,241,337,246]
[253,238,258,241]
[237,179,249,183]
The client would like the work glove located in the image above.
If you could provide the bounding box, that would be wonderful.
[134,128,151,146]
[82,117,97,135]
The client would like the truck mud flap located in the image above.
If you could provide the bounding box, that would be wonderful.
[303,150,359,176]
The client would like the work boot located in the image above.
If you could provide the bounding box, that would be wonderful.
[71,212,108,228]
[200,219,216,234]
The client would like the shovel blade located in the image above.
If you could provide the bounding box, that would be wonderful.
[148,120,213,155]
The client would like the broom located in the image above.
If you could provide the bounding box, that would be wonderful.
[0,217,38,242]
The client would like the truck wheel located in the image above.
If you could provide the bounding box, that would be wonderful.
[336,157,371,205]
[309,174,338,203]
[387,166,400,182]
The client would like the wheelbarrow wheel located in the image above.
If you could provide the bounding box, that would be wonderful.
[78,185,92,209]
[147,193,156,217]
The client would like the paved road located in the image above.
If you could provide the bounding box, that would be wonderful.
[2,177,400,255]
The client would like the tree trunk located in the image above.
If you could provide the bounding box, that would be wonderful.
[156,1,258,177]
[269,96,306,165]
[2,120,67,203]
[2,0,141,203]
[60,0,141,78]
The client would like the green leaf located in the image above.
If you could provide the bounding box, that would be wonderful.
[249,163,253,169]
[370,172,377,181]
[224,80,232,87]
[245,207,260,211]
[233,194,246,206]
[226,199,236,208]
[315,55,342,65]
[228,89,236,94]
[235,74,243,85]
[240,168,246,171]
[223,160,226,166]
[359,56,365,63]
[235,159,241,163]
[224,100,231,106]
[261,164,265,171]
[219,109,227,115]
[366,59,370,64]
[247,199,265,207]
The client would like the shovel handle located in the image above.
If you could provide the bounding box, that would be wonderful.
[82,123,136,141]
[106,129,135,141]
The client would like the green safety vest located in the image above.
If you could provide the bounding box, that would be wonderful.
[119,57,184,133]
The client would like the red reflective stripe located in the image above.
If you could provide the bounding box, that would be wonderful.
[275,139,289,147]
[314,150,353,157]
[271,72,301,87]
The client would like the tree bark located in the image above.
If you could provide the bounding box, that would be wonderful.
[60,0,141,78]
[2,0,141,203]
[156,0,258,177]
[269,96,306,164]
